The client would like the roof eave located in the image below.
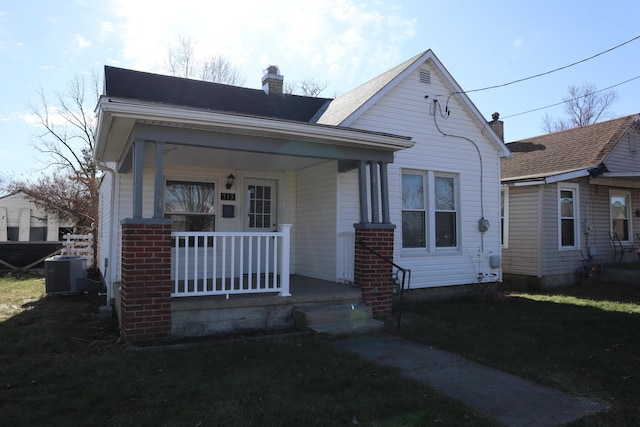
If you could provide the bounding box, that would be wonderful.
[94,97,415,162]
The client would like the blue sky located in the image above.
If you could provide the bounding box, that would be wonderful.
[1,0,639,181]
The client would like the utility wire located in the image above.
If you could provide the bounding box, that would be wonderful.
[453,34,640,95]
[501,74,640,119]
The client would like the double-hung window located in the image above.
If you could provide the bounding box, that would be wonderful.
[610,189,632,242]
[165,180,216,232]
[558,183,579,250]
[501,187,509,248]
[401,170,459,250]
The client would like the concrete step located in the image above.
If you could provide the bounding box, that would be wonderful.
[293,303,373,328]
[309,318,385,337]
[293,303,383,336]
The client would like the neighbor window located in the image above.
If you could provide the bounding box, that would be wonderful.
[610,190,632,242]
[164,180,216,232]
[501,187,509,248]
[401,170,458,250]
[558,184,579,249]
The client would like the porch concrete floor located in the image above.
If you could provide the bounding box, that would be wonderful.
[171,275,362,310]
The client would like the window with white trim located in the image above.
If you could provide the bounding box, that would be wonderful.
[401,170,459,250]
[610,189,632,242]
[164,180,216,232]
[558,183,579,249]
[501,187,509,248]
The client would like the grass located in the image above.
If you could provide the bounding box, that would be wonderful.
[398,282,640,426]
[0,274,494,426]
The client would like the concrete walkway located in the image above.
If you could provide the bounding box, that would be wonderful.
[334,335,607,427]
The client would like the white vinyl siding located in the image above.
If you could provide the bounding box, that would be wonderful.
[345,62,503,288]
[603,128,640,173]
[295,161,337,281]
[501,186,540,276]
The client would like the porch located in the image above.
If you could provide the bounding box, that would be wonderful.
[170,275,365,337]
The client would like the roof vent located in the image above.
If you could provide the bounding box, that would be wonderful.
[419,69,431,84]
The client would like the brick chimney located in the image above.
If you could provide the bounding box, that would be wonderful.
[488,112,504,142]
[262,65,283,96]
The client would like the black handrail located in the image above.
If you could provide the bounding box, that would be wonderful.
[356,240,411,332]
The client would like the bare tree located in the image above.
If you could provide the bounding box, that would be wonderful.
[166,36,245,85]
[542,83,619,133]
[10,73,100,270]
[201,54,245,85]
[284,77,328,97]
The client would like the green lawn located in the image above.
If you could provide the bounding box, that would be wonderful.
[0,274,494,426]
[398,282,640,426]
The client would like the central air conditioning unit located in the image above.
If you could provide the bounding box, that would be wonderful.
[45,255,87,295]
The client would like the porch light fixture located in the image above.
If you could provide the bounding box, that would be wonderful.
[226,174,235,189]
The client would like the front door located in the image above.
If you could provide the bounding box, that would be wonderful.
[245,179,277,232]
[243,179,278,285]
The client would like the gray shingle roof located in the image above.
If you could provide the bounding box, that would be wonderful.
[502,114,639,181]
[316,52,426,126]
[103,66,331,123]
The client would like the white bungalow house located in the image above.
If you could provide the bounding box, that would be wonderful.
[95,50,510,343]
[501,114,640,289]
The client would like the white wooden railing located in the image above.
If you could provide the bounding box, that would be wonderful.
[171,224,291,298]
[61,233,94,268]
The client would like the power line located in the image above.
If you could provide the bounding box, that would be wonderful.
[457,34,640,95]
[501,74,640,119]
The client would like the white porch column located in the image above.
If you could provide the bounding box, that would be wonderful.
[0,207,7,241]
[279,223,292,297]
[46,212,59,241]
[18,208,30,241]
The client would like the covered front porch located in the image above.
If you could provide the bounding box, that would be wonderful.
[96,98,412,343]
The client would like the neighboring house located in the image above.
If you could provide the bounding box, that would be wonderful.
[0,191,75,271]
[0,191,73,242]
[501,114,640,289]
[95,50,510,343]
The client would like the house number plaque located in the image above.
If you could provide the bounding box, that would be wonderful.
[221,193,236,201]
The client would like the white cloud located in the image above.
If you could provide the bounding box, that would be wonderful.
[107,0,416,93]
[74,33,91,49]
[511,37,524,48]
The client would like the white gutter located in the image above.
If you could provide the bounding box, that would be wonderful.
[502,168,591,187]
[95,97,415,160]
